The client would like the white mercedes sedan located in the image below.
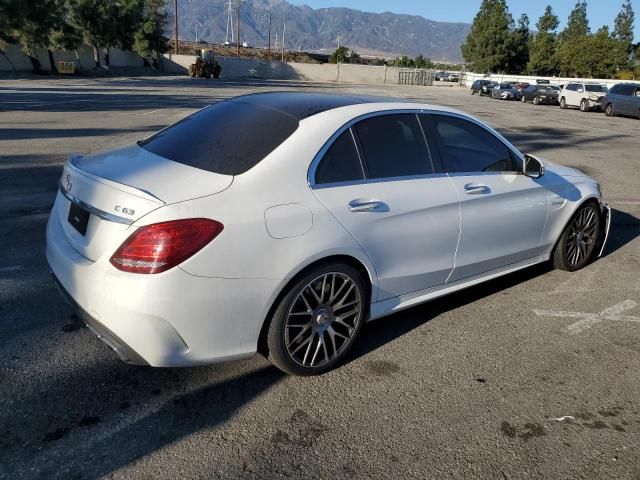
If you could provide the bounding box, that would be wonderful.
[46,92,610,375]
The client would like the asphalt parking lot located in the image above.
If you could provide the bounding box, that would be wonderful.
[1,76,639,479]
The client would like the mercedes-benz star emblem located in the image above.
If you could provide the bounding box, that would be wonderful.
[65,174,72,192]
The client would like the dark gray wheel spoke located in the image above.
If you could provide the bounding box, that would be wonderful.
[285,272,363,368]
[566,206,599,266]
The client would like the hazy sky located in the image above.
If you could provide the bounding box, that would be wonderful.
[288,0,640,38]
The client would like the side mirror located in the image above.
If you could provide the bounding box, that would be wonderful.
[524,154,545,179]
[577,88,584,93]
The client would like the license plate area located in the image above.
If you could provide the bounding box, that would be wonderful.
[68,201,90,236]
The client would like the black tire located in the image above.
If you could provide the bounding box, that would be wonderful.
[560,97,567,109]
[604,103,613,117]
[267,263,367,376]
[553,202,601,272]
[533,96,541,105]
[580,99,589,112]
[470,89,475,95]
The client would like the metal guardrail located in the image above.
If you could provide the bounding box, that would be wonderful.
[397,69,434,86]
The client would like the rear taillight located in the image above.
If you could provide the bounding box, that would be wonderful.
[110,218,223,274]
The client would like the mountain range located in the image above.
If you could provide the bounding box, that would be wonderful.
[171,0,471,62]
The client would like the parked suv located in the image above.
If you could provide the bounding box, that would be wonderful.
[603,83,640,119]
[559,82,608,112]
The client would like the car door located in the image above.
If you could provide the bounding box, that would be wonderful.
[310,113,461,301]
[620,85,639,116]
[632,87,640,117]
[422,113,549,282]
[566,83,580,106]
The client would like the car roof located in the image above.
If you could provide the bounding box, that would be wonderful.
[224,92,396,121]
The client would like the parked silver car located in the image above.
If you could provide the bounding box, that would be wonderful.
[603,83,640,119]
[491,83,520,100]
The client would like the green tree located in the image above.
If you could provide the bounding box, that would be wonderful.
[0,0,21,43]
[558,1,591,76]
[505,13,529,73]
[528,5,560,75]
[329,45,349,63]
[558,26,618,78]
[134,0,168,66]
[69,0,142,67]
[461,0,514,73]
[612,0,635,70]
[349,49,360,64]
[414,54,434,69]
[13,0,65,72]
[562,0,590,39]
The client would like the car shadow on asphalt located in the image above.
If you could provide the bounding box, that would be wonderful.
[0,350,284,479]
[348,207,639,365]
[601,208,640,259]
[347,262,553,366]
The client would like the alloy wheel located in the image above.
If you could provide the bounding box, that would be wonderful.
[284,272,363,368]
[565,207,598,267]
[604,104,613,116]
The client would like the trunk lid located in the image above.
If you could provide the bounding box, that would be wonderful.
[57,146,233,261]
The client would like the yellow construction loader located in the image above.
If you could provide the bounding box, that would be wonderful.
[188,49,222,79]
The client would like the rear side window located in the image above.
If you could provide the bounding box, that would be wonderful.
[315,130,364,184]
[428,115,514,173]
[354,114,432,179]
[139,101,299,175]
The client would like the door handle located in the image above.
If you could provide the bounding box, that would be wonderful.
[348,199,389,213]
[464,183,491,195]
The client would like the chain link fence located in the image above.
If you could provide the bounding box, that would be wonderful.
[397,69,435,86]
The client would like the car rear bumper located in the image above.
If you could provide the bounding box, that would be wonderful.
[51,272,149,365]
[46,203,278,367]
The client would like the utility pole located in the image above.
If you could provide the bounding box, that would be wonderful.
[225,0,234,45]
[236,0,240,57]
[281,16,286,62]
[195,24,198,43]
[267,10,272,60]
[174,0,179,54]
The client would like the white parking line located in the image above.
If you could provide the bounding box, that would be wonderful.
[0,265,24,273]
[608,200,640,205]
[533,300,640,335]
[547,118,628,137]
[138,108,168,116]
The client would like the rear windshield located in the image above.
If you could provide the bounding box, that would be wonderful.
[585,85,606,93]
[139,101,299,175]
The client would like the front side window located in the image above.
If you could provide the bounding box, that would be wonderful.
[354,114,432,179]
[428,115,515,174]
[315,129,364,185]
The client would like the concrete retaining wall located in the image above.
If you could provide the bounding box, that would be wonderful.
[2,42,402,86]
[161,53,401,84]
[0,43,144,72]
